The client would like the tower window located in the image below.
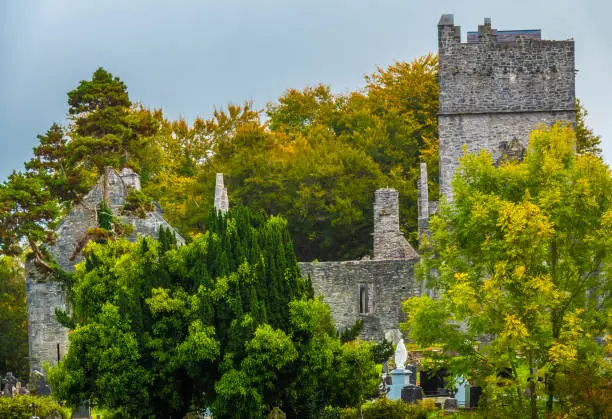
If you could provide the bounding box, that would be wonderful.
[360,285,370,314]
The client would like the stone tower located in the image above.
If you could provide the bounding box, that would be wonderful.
[26,168,183,374]
[373,188,418,259]
[437,14,576,199]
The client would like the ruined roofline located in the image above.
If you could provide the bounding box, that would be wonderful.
[438,108,577,117]
[372,188,419,260]
[466,29,541,43]
[439,14,573,45]
[298,258,418,268]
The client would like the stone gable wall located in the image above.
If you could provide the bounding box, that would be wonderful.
[373,188,418,260]
[26,168,183,373]
[300,259,421,341]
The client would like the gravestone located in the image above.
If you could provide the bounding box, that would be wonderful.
[400,385,423,404]
[444,398,458,410]
[420,368,447,396]
[2,372,17,397]
[405,364,417,385]
[469,386,482,408]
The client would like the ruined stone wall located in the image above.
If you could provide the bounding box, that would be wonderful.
[373,189,418,260]
[437,14,575,198]
[25,264,68,374]
[299,258,420,341]
[26,168,183,373]
[417,163,429,241]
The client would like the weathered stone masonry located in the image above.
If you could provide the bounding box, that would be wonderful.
[26,168,183,373]
[300,259,420,341]
[301,186,419,342]
[437,14,575,199]
[373,188,418,260]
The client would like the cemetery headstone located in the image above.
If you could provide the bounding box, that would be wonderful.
[443,398,458,410]
[400,385,424,404]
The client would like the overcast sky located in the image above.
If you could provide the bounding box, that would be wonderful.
[1,0,610,181]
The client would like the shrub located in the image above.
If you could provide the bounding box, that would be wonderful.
[360,398,438,419]
[122,189,154,218]
[321,406,358,419]
[554,367,612,419]
[0,395,71,419]
[97,201,114,230]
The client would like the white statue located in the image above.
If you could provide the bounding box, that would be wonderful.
[394,338,407,370]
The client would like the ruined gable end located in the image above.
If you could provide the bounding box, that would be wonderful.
[26,168,183,374]
[373,188,418,260]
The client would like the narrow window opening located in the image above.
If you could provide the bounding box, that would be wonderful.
[57,343,60,362]
[360,285,369,314]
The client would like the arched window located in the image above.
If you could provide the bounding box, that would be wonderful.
[359,285,369,314]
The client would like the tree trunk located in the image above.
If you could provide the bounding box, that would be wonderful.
[29,240,53,272]
[529,353,538,419]
[508,349,524,408]
[546,314,562,413]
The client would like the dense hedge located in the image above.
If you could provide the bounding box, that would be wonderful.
[0,395,71,419]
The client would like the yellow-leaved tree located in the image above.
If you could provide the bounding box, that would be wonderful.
[403,124,612,419]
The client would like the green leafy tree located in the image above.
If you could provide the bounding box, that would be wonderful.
[149,55,439,261]
[24,123,90,206]
[575,98,602,156]
[67,67,131,138]
[66,68,161,181]
[49,207,378,417]
[214,125,385,261]
[403,124,612,418]
[267,54,439,245]
[0,395,71,419]
[0,256,28,378]
[0,171,60,265]
[142,103,258,231]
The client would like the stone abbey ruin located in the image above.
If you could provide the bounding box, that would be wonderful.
[26,14,576,374]
[26,168,183,373]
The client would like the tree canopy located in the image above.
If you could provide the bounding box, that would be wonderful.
[48,207,379,418]
[0,68,163,264]
[3,59,602,265]
[146,54,439,260]
[403,124,612,418]
[0,256,28,378]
